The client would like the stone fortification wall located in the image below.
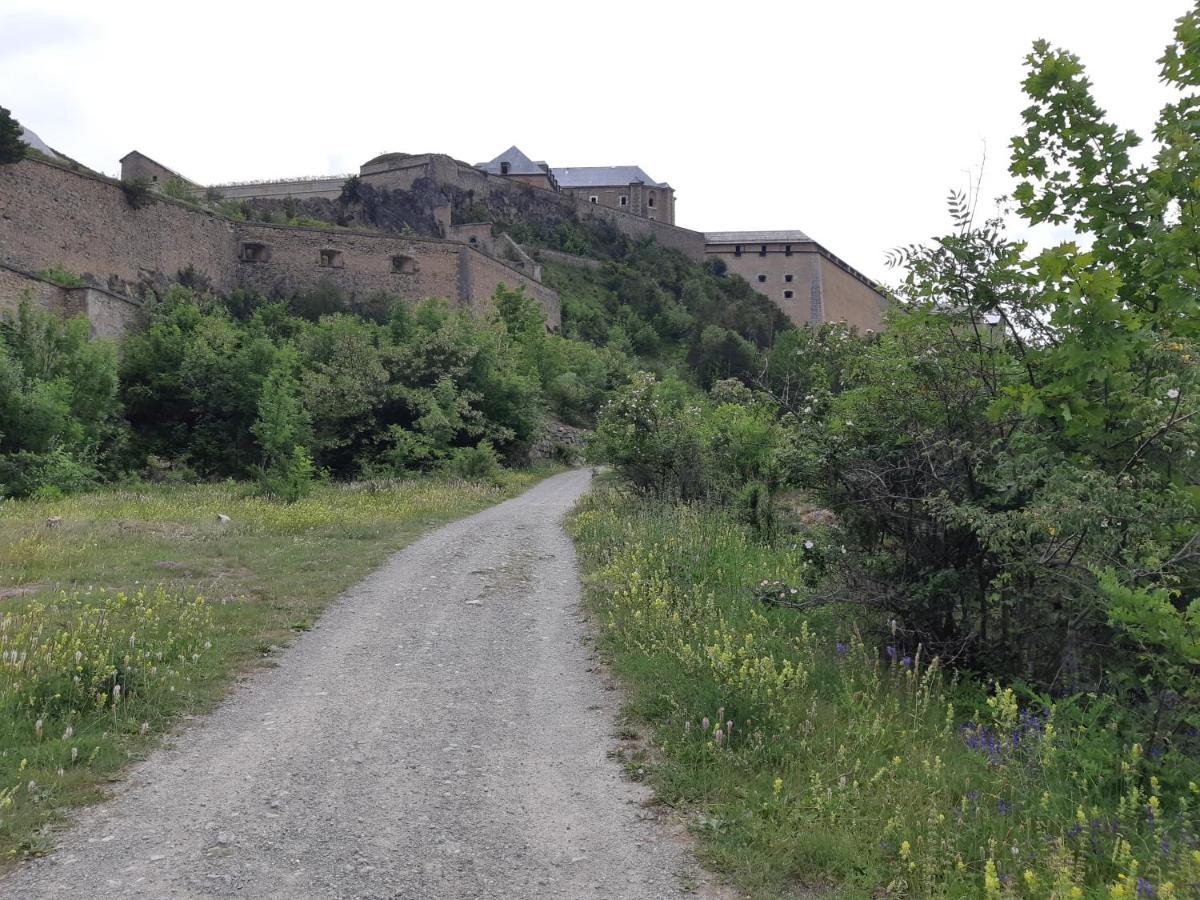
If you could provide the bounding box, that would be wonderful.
[0,158,239,294]
[208,176,349,202]
[233,223,464,305]
[463,248,560,329]
[233,224,558,326]
[0,158,559,334]
[535,248,604,271]
[0,263,144,338]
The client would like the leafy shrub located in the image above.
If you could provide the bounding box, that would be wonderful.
[120,177,153,209]
[446,440,501,482]
[35,266,85,288]
[591,372,783,503]
[0,301,123,497]
[789,11,1200,750]
[260,444,316,503]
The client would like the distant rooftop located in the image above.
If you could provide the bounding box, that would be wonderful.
[705,230,813,244]
[553,165,666,188]
[476,146,550,177]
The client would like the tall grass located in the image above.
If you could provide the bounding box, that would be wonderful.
[0,471,546,862]
[569,488,1200,898]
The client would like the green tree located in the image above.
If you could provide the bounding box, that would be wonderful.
[798,5,1200,747]
[0,107,25,164]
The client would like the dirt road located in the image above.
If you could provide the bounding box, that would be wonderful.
[2,470,722,899]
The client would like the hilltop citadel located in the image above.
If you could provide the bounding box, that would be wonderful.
[1,136,886,336]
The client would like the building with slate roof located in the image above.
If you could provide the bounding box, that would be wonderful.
[475,147,675,224]
[474,146,557,191]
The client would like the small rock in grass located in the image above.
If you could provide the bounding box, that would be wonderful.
[216,514,231,524]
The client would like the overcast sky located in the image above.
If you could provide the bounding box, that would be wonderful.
[0,0,1188,283]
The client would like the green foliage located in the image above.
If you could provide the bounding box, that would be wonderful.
[118,285,568,480]
[260,444,316,503]
[569,489,1200,896]
[35,266,85,288]
[591,372,783,503]
[539,224,788,376]
[445,440,502,482]
[120,178,153,210]
[0,106,24,165]
[790,8,1200,752]
[160,176,195,202]
[0,301,122,498]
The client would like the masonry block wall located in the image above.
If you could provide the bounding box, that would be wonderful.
[0,158,559,334]
[233,224,465,304]
[0,264,144,338]
[0,159,239,293]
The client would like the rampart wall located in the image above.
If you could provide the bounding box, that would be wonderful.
[0,158,558,332]
[208,176,349,201]
[0,158,239,293]
[0,263,144,337]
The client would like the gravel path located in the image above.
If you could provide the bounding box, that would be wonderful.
[2,470,725,899]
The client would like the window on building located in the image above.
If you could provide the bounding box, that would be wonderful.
[500,162,511,175]
[468,236,478,245]
[619,196,628,207]
[648,194,656,208]
[239,242,270,263]
[151,175,158,183]
[783,290,795,299]
[734,244,742,257]
[757,274,767,283]
[784,274,794,283]
[785,244,793,256]
[318,249,344,268]
[759,244,768,257]
[589,196,598,204]
[391,254,417,274]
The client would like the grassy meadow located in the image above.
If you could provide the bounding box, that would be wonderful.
[569,486,1200,899]
[0,470,547,863]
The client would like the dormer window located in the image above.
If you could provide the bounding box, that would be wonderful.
[500,162,510,175]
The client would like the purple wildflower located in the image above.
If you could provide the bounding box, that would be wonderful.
[1136,877,1157,898]
[885,645,897,660]
[835,642,847,657]
[997,800,1009,816]
[900,655,912,668]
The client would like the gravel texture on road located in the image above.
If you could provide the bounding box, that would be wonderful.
[2,470,727,899]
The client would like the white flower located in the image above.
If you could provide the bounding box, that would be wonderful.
[804,540,814,550]
[1187,448,1196,458]
[1167,388,1180,400]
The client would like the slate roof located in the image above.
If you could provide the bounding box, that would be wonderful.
[475,146,550,177]
[552,165,667,188]
[705,230,813,244]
